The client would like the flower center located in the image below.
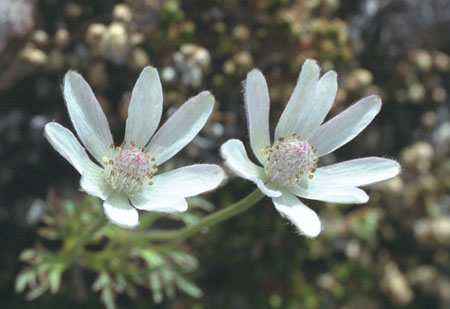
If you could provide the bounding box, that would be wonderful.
[102,141,157,195]
[263,134,318,186]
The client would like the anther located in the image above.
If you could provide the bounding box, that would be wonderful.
[102,146,158,194]
[264,134,318,186]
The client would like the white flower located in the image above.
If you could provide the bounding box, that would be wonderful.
[221,59,400,237]
[44,66,225,228]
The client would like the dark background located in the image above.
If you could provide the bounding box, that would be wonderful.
[1,0,449,308]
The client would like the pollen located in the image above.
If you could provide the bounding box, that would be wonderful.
[263,135,317,186]
[102,141,157,195]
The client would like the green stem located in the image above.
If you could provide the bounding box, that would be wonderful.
[137,189,265,242]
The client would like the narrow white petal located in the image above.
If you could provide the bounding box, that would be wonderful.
[124,67,163,147]
[147,91,214,166]
[151,164,225,197]
[44,122,96,174]
[220,139,282,198]
[311,157,401,187]
[130,189,187,213]
[301,71,338,140]
[275,59,320,139]
[220,139,264,180]
[80,165,113,200]
[253,178,282,198]
[45,122,114,201]
[272,191,321,237]
[308,95,382,158]
[63,71,113,163]
[245,69,271,164]
[290,182,369,204]
[103,192,139,228]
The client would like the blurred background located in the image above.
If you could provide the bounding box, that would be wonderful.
[0,0,449,308]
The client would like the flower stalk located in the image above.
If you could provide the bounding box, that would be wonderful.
[136,189,265,242]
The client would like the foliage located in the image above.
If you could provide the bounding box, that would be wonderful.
[16,192,210,308]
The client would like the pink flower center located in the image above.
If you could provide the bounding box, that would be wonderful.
[263,135,318,186]
[102,141,157,195]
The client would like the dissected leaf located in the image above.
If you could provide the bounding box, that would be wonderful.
[17,192,205,306]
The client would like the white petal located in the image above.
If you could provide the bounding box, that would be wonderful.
[44,122,96,174]
[45,122,113,201]
[80,165,113,200]
[290,182,369,204]
[311,157,401,187]
[253,178,282,198]
[150,164,225,197]
[301,71,338,140]
[244,69,271,164]
[124,67,163,147]
[220,139,281,198]
[130,189,187,213]
[272,191,321,237]
[147,91,214,166]
[275,59,320,139]
[103,192,139,228]
[220,139,264,180]
[308,95,382,158]
[63,71,113,163]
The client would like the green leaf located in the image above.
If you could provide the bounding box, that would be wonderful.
[35,262,51,274]
[26,283,49,301]
[149,273,163,303]
[48,264,65,294]
[101,287,116,309]
[161,269,176,299]
[140,249,165,268]
[41,214,56,226]
[168,251,199,272]
[178,213,201,225]
[19,249,36,262]
[186,196,214,211]
[114,274,127,291]
[15,269,35,293]
[37,227,59,240]
[63,200,76,218]
[124,282,138,299]
[173,273,203,298]
[93,272,110,291]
